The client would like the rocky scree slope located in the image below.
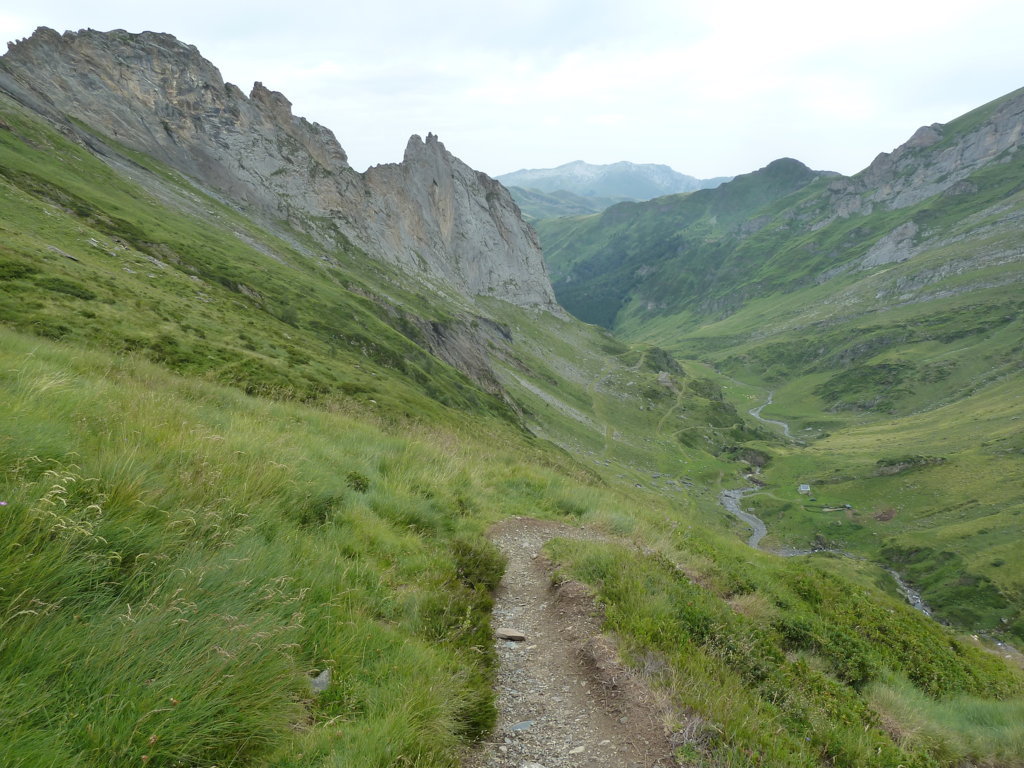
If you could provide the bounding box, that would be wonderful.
[0,27,557,310]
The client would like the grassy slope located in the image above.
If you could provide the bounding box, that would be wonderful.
[0,94,505,420]
[603,102,1024,643]
[0,326,604,768]
[2,89,1024,768]
[504,185,615,222]
[539,158,827,327]
[618,199,1024,638]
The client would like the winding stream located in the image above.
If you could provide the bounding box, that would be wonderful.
[718,487,933,616]
[748,391,791,438]
[720,391,933,616]
[718,488,768,549]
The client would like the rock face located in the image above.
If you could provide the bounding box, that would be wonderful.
[823,87,1024,217]
[361,134,554,307]
[0,27,558,310]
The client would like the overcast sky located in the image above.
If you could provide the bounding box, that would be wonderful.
[3,1,1023,178]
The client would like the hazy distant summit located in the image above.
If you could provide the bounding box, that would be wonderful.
[497,160,731,202]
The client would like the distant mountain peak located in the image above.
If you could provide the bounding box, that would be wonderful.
[496,160,731,203]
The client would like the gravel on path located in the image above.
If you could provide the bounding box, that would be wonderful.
[464,518,681,768]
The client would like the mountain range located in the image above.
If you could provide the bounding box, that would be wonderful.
[2,26,1023,768]
[496,160,731,220]
[537,85,1024,642]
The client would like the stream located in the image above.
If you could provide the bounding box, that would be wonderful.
[718,487,933,616]
[748,391,791,438]
[718,488,768,549]
[720,390,933,616]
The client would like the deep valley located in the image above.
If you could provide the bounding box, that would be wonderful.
[1,26,1023,768]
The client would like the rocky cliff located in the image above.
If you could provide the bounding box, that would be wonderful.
[0,27,558,310]
[820,87,1024,219]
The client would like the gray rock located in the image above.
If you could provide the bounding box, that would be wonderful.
[309,667,331,693]
[0,28,560,313]
[496,627,527,641]
[819,91,1024,219]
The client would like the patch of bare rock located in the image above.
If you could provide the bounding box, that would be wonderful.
[464,517,684,768]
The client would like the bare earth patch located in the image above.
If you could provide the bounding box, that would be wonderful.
[464,517,681,768]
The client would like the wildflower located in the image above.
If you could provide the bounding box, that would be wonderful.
[0,501,7,506]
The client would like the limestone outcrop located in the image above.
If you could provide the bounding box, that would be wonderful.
[823,87,1024,217]
[0,27,558,310]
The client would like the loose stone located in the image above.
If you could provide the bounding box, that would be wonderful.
[496,627,527,641]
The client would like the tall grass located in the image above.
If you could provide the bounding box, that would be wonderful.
[0,328,544,766]
[866,672,1024,766]
[544,534,1024,768]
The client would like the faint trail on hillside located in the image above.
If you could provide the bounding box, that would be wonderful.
[655,386,685,436]
[466,518,679,768]
[747,391,791,438]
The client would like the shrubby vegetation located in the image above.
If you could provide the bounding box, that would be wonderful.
[546,536,1024,767]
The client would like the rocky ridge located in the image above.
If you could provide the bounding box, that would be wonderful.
[821,87,1024,220]
[0,27,558,310]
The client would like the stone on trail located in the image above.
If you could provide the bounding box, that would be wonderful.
[496,627,527,641]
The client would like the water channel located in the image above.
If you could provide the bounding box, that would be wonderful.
[720,392,933,616]
[747,391,791,438]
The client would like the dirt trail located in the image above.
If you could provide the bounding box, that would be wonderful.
[465,518,679,768]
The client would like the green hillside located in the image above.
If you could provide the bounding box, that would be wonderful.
[542,158,829,327]
[505,185,620,221]
[3,64,1024,768]
[538,87,1024,646]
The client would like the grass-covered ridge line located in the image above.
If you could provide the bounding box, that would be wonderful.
[0,93,510,421]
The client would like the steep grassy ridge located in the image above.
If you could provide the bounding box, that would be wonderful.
[0,93,506,420]
[541,158,828,327]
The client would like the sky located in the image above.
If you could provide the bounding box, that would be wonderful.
[2,1,1023,179]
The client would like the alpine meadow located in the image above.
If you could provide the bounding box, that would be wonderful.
[1,26,1023,768]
